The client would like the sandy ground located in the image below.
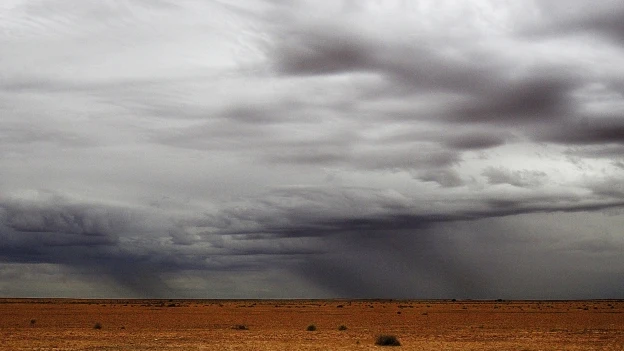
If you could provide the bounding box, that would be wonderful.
[0,299,622,350]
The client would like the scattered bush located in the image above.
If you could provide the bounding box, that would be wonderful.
[93,322,102,330]
[30,319,36,326]
[375,334,401,346]
[338,325,348,331]
[306,324,317,331]
[233,324,249,330]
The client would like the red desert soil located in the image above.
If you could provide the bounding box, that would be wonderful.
[0,299,622,350]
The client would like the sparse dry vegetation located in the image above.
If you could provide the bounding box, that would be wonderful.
[375,334,401,346]
[0,299,621,350]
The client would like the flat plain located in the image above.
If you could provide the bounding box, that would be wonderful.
[0,298,622,350]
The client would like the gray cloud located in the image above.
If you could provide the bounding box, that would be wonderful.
[443,132,508,150]
[589,178,624,199]
[482,167,548,188]
[565,145,624,158]
[1,0,624,299]
[269,20,496,95]
[0,122,93,148]
[418,169,465,188]
[530,4,624,44]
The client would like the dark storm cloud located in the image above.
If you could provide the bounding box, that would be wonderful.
[273,27,370,76]
[0,195,176,296]
[0,192,324,297]
[270,22,495,95]
[184,185,624,243]
[184,185,624,298]
[178,187,420,238]
[1,197,128,238]
[537,116,624,145]
[296,230,492,299]
[266,8,585,146]
[451,75,577,124]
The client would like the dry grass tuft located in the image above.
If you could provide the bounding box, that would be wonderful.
[375,334,401,346]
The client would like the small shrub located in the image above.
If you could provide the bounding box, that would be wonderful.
[338,325,348,331]
[306,324,317,331]
[30,319,36,326]
[93,322,102,330]
[233,324,249,330]
[375,334,401,346]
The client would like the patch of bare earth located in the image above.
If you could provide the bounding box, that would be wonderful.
[0,299,622,350]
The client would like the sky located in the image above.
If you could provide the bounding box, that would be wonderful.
[0,0,623,299]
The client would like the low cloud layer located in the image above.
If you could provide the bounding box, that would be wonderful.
[1,0,623,299]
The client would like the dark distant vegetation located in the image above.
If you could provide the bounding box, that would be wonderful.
[375,334,401,346]
[30,319,36,326]
[338,324,348,331]
[93,322,102,330]
[306,324,317,331]
[233,324,249,330]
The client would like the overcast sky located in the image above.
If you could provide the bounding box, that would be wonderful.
[1,0,623,299]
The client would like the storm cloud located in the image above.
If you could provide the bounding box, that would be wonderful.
[1,0,623,299]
